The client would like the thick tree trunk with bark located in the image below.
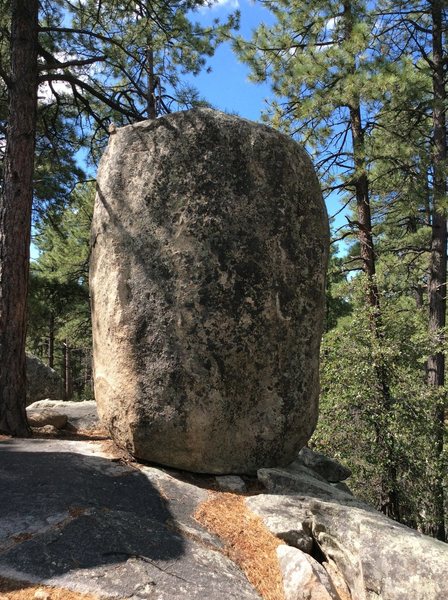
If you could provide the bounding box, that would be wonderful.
[350,103,399,521]
[349,106,379,307]
[48,312,54,368]
[427,0,447,542]
[0,0,38,436]
[63,341,73,401]
[344,0,399,521]
[146,43,157,120]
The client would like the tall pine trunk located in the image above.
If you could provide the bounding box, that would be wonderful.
[48,312,55,368]
[427,0,447,542]
[63,341,73,401]
[344,0,399,520]
[0,0,39,435]
[350,103,399,521]
[146,43,157,120]
[145,0,157,121]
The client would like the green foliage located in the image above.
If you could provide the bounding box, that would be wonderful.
[36,0,238,159]
[1,14,85,225]
[234,0,393,189]
[314,273,446,531]
[237,0,446,534]
[325,244,352,331]
[27,183,94,399]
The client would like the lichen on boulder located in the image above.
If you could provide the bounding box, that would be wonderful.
[90,108,329,473]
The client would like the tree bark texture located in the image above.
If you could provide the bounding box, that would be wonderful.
[427,0,447,542]
[344,0,399,521]
[351,102,399,521]
[0,0,38,435]
[146,43,157,120]
[48,312,54,368]
[349,105,381,311]
[63,341,73,401]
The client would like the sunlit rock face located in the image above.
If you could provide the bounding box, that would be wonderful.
[90,108,329,474]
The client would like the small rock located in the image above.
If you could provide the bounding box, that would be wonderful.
[296,448,351,482]
[331,481,353,496]
[27,400,99,431]
[27,408,68,429]
[257,467,365,508]
[283,462,329,483]
[32,425,59,435]
[34,589,50,600]
[215,475,246,493]
[277,545,339,600]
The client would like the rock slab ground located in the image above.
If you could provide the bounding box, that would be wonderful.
[247,465,448,600]
[0,437,260,600]
[90,108,329,474]
[26,400,100,432]
[2,405,447,600]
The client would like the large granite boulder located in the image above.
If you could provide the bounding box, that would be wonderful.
[90,108,329,473]
[26,353,63,406]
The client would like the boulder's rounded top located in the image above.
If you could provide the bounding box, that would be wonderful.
[108,108,301,151]
[116,107,266,132]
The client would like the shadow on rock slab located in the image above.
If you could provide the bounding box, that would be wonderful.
[0,441,181,576]
[0,444,174,594]
[0,439,260,599]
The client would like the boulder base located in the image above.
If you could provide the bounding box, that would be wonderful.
[90,108,329,473]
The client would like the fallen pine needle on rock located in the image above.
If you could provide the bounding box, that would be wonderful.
[0,577,99,600]
[195,492,285,600]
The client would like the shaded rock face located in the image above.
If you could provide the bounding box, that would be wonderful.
[26,354,63,406]
[0,438,260,600]
[296,447,351,482]
[90,108,329,473]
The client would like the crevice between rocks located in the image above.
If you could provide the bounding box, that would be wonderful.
[277,521,353,600]
[309,536,327,565]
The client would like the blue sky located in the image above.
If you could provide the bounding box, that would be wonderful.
[188,0,275,120]
[187,1,346,235]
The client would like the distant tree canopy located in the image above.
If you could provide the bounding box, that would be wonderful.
[28,183,93,400]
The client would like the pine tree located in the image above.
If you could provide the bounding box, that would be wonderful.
[236,0,402,519]
[0,0,38,436]
[28,183,93,399]
[372,0,447,542]
[38,0,237,153]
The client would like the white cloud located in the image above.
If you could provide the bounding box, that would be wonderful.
[201,0,239,11]
[38,80,73,104]
[37,51,99,104]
